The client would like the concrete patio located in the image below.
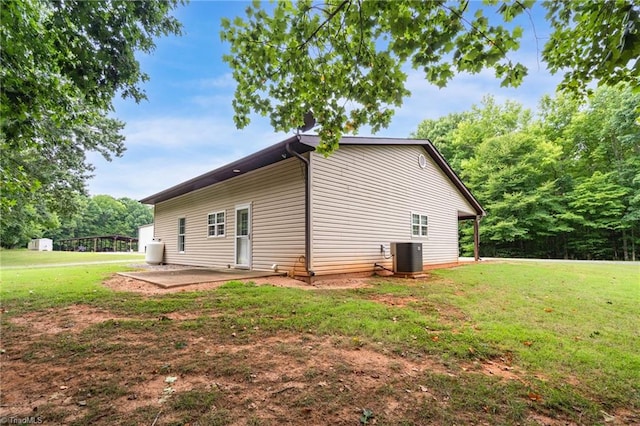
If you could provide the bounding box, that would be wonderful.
[118,268,285,289]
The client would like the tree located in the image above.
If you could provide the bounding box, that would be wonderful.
[1,0,183,247]
[44,195,153,247]
[568,172,629,259]
[543,84,640,260]
[0,196,61,249]
[412,85,639,260]
[543,1,640,96]
[221,0,639,153]
[414,97,567,257]
[462,131,567,258]
[120,197,155,236]
[414,96,532,172]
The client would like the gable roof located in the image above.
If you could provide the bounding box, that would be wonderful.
[139,135,485,217]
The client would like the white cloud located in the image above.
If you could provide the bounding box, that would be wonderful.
[196,73,236,89]
[87,152,237,200]
[87,115,290,200]
[377,60,562,137]
[189,93,235,109]
[123,116,239,148]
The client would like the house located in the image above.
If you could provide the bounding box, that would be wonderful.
[140,135,485,280]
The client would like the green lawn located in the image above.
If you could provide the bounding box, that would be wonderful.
[1,254,638,425]
[432,262,640,412]
[0,250,144,311]
[0,248,144,268]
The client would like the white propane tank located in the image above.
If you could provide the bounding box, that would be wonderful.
[145,239,165,265]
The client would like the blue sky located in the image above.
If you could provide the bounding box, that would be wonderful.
[87,1,561,201]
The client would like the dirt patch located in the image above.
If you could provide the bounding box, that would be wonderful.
[462,356,524,383]
[7,305,208,337]
[108,334,451,421]
[304,276,374,289]
[366,292,471,327]
[366,294,420,308]
[8,305,137,337]
[1,303,455,425]
[101,274,371,295]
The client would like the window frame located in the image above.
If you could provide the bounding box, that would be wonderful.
[178,217,186,253]
[207,210,226,238]
[411,212,428,238]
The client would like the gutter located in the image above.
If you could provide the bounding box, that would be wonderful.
[286,140,314,276]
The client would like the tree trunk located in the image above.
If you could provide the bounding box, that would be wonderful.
[473,218,480,261]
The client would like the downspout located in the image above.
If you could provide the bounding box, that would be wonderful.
[286,141,313,276]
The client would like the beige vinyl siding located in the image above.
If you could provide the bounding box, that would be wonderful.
[154,158,305,273]
[310,145,476,275]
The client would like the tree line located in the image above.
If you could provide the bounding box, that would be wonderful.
[414,84,639,261]
[1,195,153,249]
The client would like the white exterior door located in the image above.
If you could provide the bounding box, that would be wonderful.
[235,204,251,268]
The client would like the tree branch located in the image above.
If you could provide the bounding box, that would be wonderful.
[297,0,351,50]
[515,0,541,71]
[440,2,512,60]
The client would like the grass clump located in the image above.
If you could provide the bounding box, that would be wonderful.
[170,388,220,412]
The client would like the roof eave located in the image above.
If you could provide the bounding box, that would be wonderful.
[139,135,486,218]
[139,135,312,204]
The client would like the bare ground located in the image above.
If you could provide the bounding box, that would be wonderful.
[103,274,373,295]
[1,276,634,425]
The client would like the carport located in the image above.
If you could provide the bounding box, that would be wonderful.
[57,235,138,252]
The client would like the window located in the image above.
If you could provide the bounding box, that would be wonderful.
[178,218,186,252]
[411,213,428,237]
[208,211,225,237]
